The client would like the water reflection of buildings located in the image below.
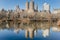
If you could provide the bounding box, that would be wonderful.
[0,21,60,38]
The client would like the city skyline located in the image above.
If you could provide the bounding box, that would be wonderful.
[0,0,60,12]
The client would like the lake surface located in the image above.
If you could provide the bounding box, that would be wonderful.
[0,21,60,40]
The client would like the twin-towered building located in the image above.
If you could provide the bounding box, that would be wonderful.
[25,0,38,12]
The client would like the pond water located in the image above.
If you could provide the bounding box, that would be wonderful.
[0,21,60,40]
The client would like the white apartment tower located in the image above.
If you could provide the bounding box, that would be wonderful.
[43,3,50,12]
[35,5,38,11]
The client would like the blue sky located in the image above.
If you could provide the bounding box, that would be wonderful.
[0,0,60,11]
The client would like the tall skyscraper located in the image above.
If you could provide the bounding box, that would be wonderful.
[26,0,29,11]
[28,0,34,13]
[43,3,50,12]
[35,5,38,11]
[29,0,34,10]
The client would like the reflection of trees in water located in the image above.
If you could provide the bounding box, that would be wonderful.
[0,21,60,38]
[35,22,51,30]
[0,21,56,30]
